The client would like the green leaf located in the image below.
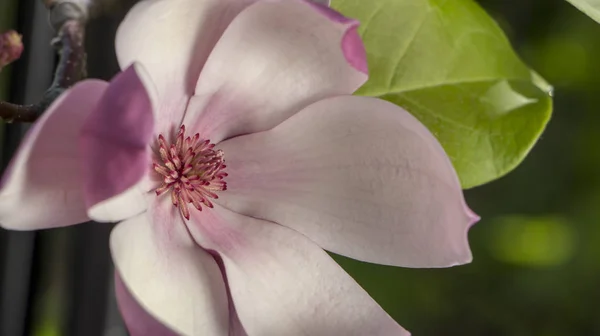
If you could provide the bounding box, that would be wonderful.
[565,0,600,23]
[331,0,552,188]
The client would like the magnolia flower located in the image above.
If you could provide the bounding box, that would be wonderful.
[0,0,479,335]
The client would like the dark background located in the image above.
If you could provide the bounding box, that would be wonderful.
[1,0,599,335]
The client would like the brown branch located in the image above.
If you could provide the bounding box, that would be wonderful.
[0,102,38,123]
[0,0,88,123]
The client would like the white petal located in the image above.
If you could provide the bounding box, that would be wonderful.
[115,0,255,135]
[110,197,230,336]
[216,96,478,268]
[183,0,367,142]
[187,205,409,336]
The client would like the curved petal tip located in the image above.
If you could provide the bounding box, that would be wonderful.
[303,0,368,75]
[452,207,479,266]
[342,26,368,75]
[467,207,481,227]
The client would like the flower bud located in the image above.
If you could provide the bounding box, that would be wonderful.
[0,30,24,69]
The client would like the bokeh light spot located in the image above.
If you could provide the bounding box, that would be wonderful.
[488,215,576,267]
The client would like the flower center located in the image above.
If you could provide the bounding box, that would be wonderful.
[153,125,227,220]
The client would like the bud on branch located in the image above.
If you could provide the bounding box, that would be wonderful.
[0,30,23,70]
[0,0,88,123]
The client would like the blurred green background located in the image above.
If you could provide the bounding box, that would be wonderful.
[2,0,600,335]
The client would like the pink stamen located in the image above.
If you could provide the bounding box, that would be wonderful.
[153,125,227,220]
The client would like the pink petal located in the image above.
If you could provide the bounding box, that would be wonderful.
[188,205,409,336]
[114,272,179,336]
[110,196,230,336]
[216,96,479,268]
[115,0,256,135]
[81,64,156,223]
[0,80,108,230]
[183,0,367,143]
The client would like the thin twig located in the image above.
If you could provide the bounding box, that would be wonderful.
[0,0,88,123]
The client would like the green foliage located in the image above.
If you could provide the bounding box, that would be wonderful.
[565,0,600,23]
[331,0,553,188]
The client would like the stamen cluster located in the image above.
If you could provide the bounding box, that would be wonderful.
[153,125,227,220]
